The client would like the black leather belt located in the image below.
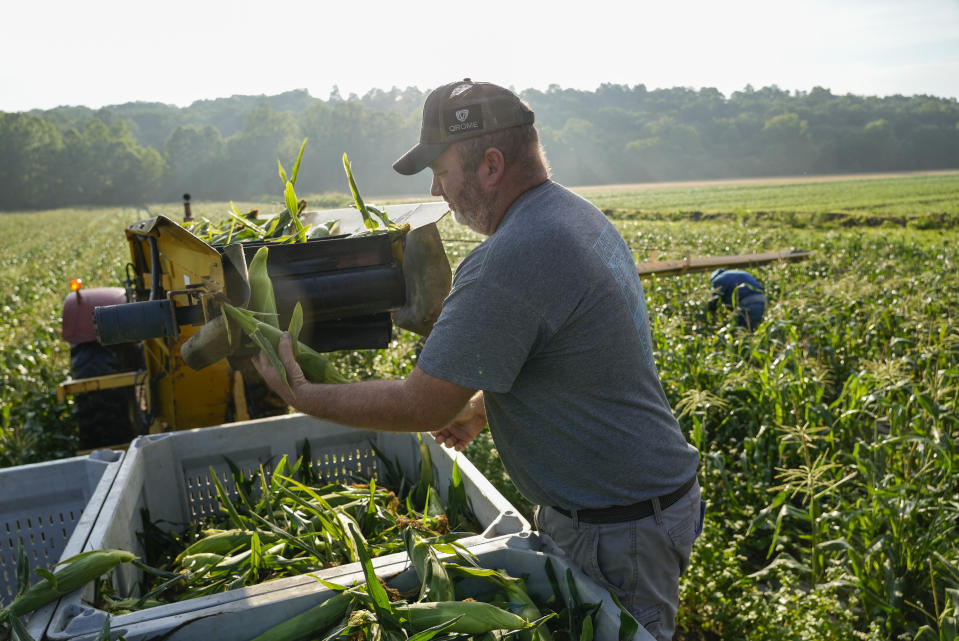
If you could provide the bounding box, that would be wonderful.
[553,476,696,524]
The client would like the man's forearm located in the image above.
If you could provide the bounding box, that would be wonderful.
[253,334,476,434]
[287,365,477,435]
[293,378,444,432]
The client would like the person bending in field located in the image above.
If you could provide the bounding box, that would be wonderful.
[253,79,703,641]
[707,268,766,331]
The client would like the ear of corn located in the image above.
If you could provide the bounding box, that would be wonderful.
[227,245,347,386]
[248,590,352,641]
[222,301,348,385]
[174,528,275,565]
[2,549,136,619]
[444,563,554,641]
[396,600,530,635]
[246,246,279,328]
[404,528,455,602]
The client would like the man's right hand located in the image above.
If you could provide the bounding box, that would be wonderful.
[432,391,486,451]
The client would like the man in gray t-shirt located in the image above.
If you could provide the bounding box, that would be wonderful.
[254,79,702,641]
[418,179,698,511]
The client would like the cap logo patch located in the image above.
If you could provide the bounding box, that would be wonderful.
[444,103,484,135]
[449,83,472,98]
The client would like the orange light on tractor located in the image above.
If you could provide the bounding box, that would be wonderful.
[70,278,83,292]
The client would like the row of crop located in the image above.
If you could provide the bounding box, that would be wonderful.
[2,203,957,639]
[635,228,958,639]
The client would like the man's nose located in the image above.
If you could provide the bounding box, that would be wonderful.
[430,175,443,198]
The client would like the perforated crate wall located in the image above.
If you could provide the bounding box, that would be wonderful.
[0,450,123,639]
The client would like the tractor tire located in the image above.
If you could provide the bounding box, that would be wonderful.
[70,341,141,449]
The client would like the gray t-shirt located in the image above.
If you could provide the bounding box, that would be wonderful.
[417,180,699,510]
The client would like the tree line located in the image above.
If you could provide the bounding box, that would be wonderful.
[1,83,957,211]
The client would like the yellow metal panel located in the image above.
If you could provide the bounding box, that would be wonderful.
[124,216,237,431]
[170,325,233,429]
[57,371,140,402]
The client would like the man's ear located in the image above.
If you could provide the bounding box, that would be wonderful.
[479,147,505,188]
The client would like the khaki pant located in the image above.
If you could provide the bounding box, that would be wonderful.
[534,481,704,641]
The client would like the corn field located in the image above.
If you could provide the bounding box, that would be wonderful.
[1,174,957,640]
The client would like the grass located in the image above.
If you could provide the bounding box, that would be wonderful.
[2,173,958,640]
[573,171,959,221]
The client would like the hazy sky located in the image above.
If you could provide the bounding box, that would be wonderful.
[2,0,957,113]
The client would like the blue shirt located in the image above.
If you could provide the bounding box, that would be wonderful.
[710,269,764,309]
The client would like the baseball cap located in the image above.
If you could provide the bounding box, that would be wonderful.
[392,79,535,175]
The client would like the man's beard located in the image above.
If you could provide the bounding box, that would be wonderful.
[451,175,497,235]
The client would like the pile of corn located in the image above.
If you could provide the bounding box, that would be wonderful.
[111,438,478,611]
[184,141,404,247]
[246,523,627,641]
[1,440,633,641]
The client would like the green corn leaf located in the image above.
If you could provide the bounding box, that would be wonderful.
[277,159,289,186]
[412,434,435,508]
[226,460,257,515]
[579,614,594,641]
[242,505,329,562]
[403,528,455,602]
[282,181,308,243]
[209,467,247,530]
[288,302,303,359]
[16,538,29,598]
[290,137,308,186]
[406,618,464,641]
[6,612,33,641]
[249,531,262,576]
[565,568,583,609]
[346,521,397,626]
[608,590,639,641]
[229,202,268,238]
[34,568,56,587]
[366,203,396,229]
[250,326,289,389]
[268,455,290,503]
[446,459,471,530]
[343,153,376,231]
[336,510,365,563]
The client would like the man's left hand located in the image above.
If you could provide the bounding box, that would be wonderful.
[252,332,307,407]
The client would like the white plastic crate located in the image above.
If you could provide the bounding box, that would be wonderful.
[48,413,530,639]
[46,535,650,641]
[0,449,124,640]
